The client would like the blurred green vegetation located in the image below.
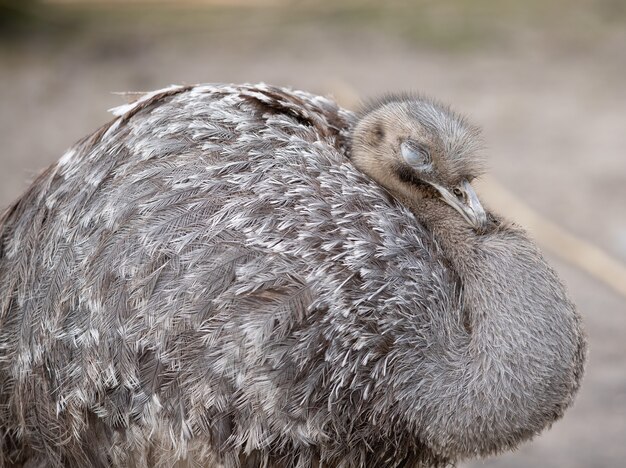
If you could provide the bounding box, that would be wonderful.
[0,0,39,35]
[1,0,625,53]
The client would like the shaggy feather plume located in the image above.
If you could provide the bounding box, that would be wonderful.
[0,83,585,467]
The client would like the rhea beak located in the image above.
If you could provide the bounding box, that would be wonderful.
[432,180,488,230]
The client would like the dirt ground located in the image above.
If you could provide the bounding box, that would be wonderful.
[0,2,625,466]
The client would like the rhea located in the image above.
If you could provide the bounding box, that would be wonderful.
[0,84,585,468]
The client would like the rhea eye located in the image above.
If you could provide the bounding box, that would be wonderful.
[453,187,464,199]
[400,140,431,169]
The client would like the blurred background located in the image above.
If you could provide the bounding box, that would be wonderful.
[1,0,625,466]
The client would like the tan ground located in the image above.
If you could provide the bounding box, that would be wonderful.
[1,2,625,466]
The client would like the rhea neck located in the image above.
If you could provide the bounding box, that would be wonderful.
[389,181,484,261]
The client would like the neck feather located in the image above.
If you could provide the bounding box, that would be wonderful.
[390,193,585,459]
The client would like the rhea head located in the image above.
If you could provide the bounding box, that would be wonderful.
[350,95,488,230]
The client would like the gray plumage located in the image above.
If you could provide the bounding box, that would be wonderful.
[0,83,585,467]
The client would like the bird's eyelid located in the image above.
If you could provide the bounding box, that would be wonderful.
[400,139,431,169]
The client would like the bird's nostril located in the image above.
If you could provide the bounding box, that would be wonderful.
[453,188,464,199]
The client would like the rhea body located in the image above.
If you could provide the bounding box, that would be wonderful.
[0,84,585,467]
